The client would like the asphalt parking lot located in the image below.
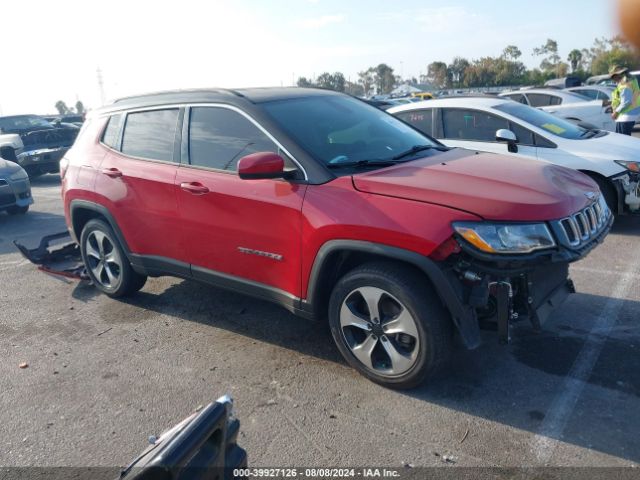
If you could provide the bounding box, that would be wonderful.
[0,169,639,472]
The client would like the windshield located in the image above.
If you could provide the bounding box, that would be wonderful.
[0,115,53,132]
[262,95,441,167]
[494,102,590,140]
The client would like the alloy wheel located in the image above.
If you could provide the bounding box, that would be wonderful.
[339,286,420,377]
[85,230,123,289]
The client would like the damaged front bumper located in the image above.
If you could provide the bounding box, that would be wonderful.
[446,199,613,345]
[17,147,67,175]
[14,231,88,280]
[612,171,640,213]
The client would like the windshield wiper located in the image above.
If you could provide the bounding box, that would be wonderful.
[326,159,400,169]
[392,144,444,160]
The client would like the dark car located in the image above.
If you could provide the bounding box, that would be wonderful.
[0,114,79,177]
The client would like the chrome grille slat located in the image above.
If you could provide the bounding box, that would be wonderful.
[556,196,610,248]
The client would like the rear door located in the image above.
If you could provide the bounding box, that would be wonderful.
[438,108,539,160]
[95,108,187,264]
[175,105,306,298]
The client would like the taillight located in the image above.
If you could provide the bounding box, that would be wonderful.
[59,157,69,179]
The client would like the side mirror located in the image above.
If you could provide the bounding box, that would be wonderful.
[238,152,292,180]
[495,128,518,153]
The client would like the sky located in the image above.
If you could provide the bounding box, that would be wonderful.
[0,0,622,115]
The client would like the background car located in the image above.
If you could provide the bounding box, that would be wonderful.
[498,88,615,131]
[389,96,640,215]
[565,85,614,103]
[0,159,33,215]
[0,114,79,177]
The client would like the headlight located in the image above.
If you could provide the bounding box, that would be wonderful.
[8,169,28,181]
[614,160,640,173]
[453,222,556,254]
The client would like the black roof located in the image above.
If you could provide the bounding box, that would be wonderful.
[101,87,339,114]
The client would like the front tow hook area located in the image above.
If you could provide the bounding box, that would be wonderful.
[13,231,89,281]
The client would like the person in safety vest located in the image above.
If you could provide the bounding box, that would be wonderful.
[609,65,640,135]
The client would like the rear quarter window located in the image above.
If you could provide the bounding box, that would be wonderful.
[101,113,123,149]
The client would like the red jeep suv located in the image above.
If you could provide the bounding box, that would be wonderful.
[61,88,612,388]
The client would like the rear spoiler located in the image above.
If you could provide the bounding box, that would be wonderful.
[14,231,88,280]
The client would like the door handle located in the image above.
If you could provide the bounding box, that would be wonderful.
[180,182,210,195]
[101,167,123,178]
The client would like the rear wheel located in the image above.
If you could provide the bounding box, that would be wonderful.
[328,262,452,389]
[7,205,29,215]
[80,219,147,297]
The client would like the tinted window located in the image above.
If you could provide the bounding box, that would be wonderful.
[101,114,123,149]
[262,96,441,168]
[509,122,534,145]
[442,109,508,141]
[505,93,528,104]
[526,94,553,107]
[189,107,277,172]
[573,89,598,100]
[549,95,562,105]
[121,109,178,162]
[395,109,434,136]
[494,102,588,140]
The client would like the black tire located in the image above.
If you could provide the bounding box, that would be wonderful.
[7,205,29,215]
[328,261,452,389]
[80,218,147,297]
[589,175,618,215]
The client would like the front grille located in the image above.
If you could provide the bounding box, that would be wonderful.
[557,195,610,247]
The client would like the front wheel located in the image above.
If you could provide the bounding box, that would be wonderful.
[328,262,452,389]
[80,218,147,297]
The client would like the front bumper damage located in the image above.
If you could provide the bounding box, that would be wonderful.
[445,197,613,344]
[14,231,88,280]
[17,147,67,175]
[611,172,640,213]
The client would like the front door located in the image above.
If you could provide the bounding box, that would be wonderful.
[176,106,307,298]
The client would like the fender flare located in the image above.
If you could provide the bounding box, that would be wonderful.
[305,240,480,349]
[69,199,133,256]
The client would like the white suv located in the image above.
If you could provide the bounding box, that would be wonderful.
[388,97,640,215]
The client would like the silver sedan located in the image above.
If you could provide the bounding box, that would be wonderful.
[0,159,33,215]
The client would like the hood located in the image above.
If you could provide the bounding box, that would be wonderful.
[0,158,25,176]
[570,130,640,162]
[352,149,597,221]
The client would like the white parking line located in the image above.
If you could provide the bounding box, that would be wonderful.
[531,255,640,463]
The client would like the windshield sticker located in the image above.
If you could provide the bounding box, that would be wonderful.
[541,123,566,134]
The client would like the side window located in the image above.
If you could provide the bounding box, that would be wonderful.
[526,94,553,107]
[578,89,598,100]
[442,109,509,142]
[188,107,277,172]
[549,95,562,105]
[506,93,528,104]
[121,109,179,162]
[395,109,434,136]
[534,134,556,148]
[101,113,123,149]
[509,122,534,146]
